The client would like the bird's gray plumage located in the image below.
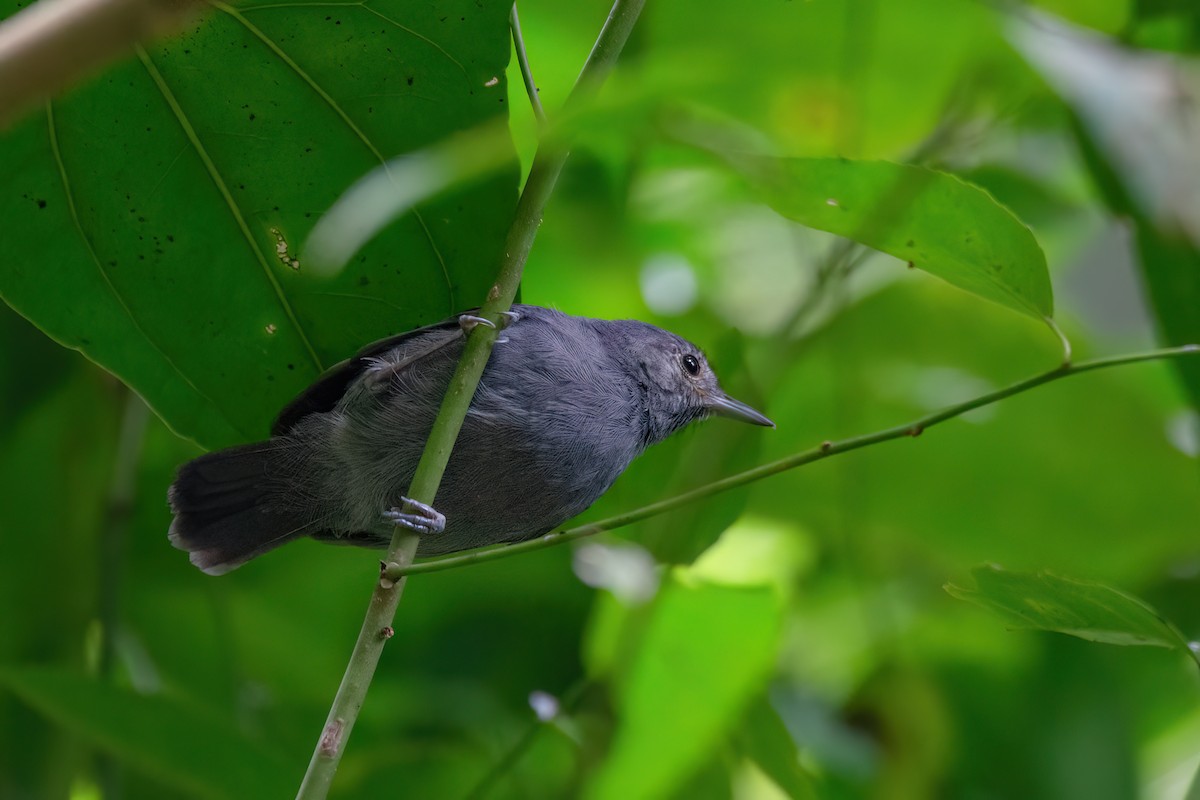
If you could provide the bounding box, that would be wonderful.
[168,305,772,574]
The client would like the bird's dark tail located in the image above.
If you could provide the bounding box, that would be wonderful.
[168,442,309,575]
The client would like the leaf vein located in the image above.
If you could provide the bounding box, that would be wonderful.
[134,46,324,373]
[214,1,457,305]
[44,101,255,440]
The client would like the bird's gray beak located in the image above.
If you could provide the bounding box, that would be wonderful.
[707,393,775,428]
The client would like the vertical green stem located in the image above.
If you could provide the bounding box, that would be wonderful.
[97,389,150,800]
[294,1,647,797]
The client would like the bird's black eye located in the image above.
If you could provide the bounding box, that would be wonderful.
[681,354,701,376]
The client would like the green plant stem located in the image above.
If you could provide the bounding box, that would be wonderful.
[386,344,1200,580]
[463,679,591,800]
[295,2,647,797]
[96,388,150,800]
[98,390,150,677]
[510,3,545,124]
[1046,315,1073,365]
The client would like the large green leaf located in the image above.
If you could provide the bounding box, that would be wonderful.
[0,0,517,449]
[0,667,298,798]
[588,573,782,800]
[306,118,518,272]
[946,565,1197,662]
[731,155,1054,321]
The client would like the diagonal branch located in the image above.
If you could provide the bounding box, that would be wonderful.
[385,344,1200,580]
[294,1,647,797]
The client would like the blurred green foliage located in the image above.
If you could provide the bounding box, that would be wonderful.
[2,0,1200,798]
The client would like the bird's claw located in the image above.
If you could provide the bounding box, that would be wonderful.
[383,497,446,535]
[494,310,519,344]
[458,314,495,335]
[459,310,518,343]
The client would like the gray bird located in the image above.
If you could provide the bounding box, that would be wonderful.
[168,305,773,574]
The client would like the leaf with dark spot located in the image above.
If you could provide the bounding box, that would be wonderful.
[0,0,518,448]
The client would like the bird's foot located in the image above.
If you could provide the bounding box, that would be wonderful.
[383,497,446,535]
[494,310,519,343]
[458,314,495,336]
[459,310,519,342]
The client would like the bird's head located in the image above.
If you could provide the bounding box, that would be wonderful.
[618,321,774,445]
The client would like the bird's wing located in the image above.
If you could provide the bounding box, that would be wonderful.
[271,314,467,436]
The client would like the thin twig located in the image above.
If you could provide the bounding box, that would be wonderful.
[509,4,545,125]
[295,2,647,797]
[462,679,591,800]
[386,344,1200,580]
[464,722,543,800]
[782,235,863,335]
